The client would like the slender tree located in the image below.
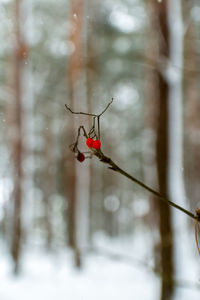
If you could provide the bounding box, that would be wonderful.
[150,0,191,298]
[42,117,53,249]
[151,1,174,299]
[65,0,90,267]
[184,20,200,208]
[9,0,26,274]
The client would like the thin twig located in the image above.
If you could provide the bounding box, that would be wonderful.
[99,98,113,116]
[65,98,113,118]
[92,148,198,221]
[97,116,100,139]
[65,104,98,117]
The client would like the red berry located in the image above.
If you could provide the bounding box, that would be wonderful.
[86,138,94,148]
[92,140,101,149]
[77,152,85,162]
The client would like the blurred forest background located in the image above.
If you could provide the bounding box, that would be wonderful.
[1,0,200,299]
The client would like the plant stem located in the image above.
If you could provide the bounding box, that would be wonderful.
[93,149,197,221]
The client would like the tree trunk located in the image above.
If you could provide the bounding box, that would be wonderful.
[10,0,25,274]
[156,76,174,300]
[43,118,53,249]
[184,21,200,209]
[153,2,175,299]
[168,0,195,290]
[66,0,90,268]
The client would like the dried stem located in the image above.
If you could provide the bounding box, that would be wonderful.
[65,104,98,117]
[65,98,113,118]
[98,98,113,116]
[92,148,198,221]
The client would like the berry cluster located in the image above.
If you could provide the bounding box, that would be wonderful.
[66,98,113,163]
[86,138,101,150]
[76,138,101,163]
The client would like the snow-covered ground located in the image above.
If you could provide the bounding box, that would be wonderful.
[0,251,158,300]
[0,232,199,300]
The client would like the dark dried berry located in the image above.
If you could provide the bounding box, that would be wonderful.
[77,152,85,162]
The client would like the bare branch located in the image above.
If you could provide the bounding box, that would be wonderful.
[92,148,198,221]
[99,98,114,116]
[65,98,113,118]
[65,104,98,117]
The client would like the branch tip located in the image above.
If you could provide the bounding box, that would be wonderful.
[65,98,113,118]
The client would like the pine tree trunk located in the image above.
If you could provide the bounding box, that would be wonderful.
[10,0,25,274]
[184,22,200,208]
[43,119,53,249]
[167,0,195,287]
[154,2,175,299]
[66,0,90,268]
[156,76,174,300]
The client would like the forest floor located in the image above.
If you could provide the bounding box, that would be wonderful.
[0,232,199,300]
